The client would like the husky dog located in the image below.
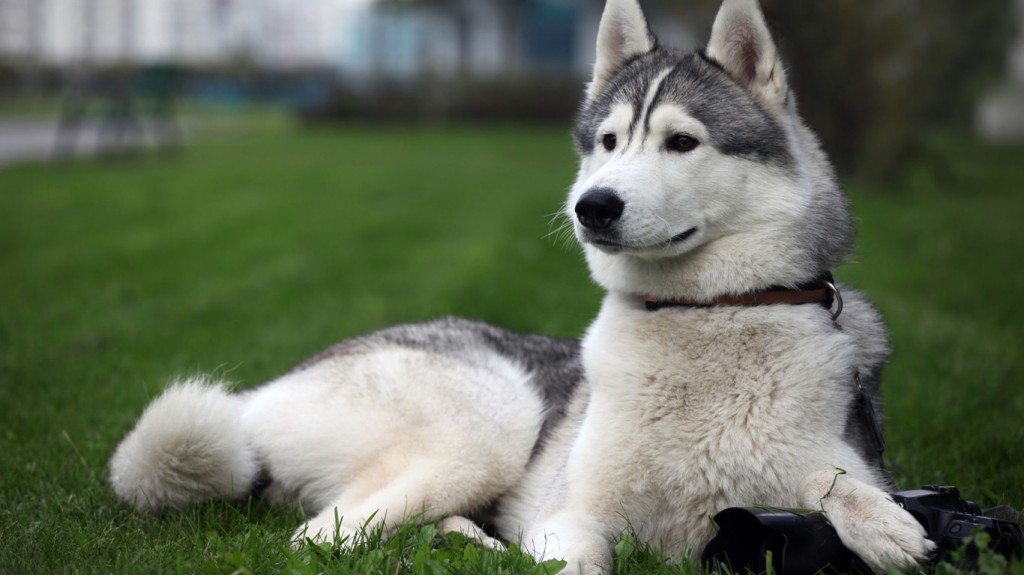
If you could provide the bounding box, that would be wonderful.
[109,0,937,572]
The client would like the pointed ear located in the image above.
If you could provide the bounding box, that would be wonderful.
[706,0,788,112]
[588,0,656,100]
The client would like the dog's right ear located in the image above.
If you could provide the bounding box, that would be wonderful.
[588,0,657,100]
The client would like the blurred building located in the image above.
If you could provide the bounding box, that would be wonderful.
[0,0,692,76]
[0,0,371,68]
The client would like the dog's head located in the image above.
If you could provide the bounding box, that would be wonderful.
[569,0,853,301]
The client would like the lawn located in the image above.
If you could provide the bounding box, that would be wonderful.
[0,116,1021,574]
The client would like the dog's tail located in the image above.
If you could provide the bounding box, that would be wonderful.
[108,377,259,513]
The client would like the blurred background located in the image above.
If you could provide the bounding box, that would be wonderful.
[0,0,1021,172]
[1,3,1023,571]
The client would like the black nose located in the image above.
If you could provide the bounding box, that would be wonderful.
[575,188,624,231]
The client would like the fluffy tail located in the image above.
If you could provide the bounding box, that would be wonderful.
[109,377,259,513]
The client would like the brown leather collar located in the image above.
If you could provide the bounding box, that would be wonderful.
[643,273,842,320]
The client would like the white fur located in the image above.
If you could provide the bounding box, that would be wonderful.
[238,345,544,546]
[110,345,544,548]
[109,378,258,512]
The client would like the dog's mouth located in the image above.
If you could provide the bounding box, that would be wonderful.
[590,227,699,253]
[669,227,698,244]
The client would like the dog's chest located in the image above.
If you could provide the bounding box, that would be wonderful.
[580,295,855,503]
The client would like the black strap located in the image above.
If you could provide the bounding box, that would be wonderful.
[854,373,888,471]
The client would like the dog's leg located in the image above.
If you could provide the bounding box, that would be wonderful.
[798,469,935,572]
[292,457,496,549]
[294,479,430,547]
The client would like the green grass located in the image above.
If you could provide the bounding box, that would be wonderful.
[0,117,1021,574]
[841,140,1024,504]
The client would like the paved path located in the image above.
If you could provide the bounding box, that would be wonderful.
[0,120,65,168]
[0,118,183,168]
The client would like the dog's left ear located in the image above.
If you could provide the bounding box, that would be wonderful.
[589,0,657,100]
[706,0,788,112]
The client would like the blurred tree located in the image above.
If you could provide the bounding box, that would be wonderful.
[379,0,524,75]
[649,0,1015,176]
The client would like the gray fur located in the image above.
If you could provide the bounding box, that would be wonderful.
[835,287,894,484]
[576,50,793,168]
[291,316,583,451]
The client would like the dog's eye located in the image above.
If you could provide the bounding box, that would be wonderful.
[601,133,617,152]
[667,134,699,153]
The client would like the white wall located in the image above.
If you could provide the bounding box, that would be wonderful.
[1,0,372,68]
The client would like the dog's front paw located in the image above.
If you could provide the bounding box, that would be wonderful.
[524,512,612,575]
[832,494,935,572]
[800,471,935,572]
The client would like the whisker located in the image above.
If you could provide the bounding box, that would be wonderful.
[541,205,580,250]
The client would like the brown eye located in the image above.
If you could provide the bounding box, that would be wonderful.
[601,133,617,152]
[667,134,699,153]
